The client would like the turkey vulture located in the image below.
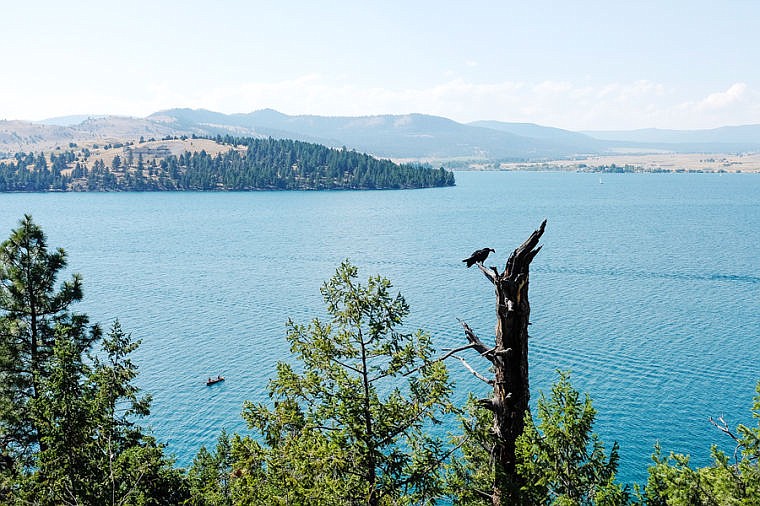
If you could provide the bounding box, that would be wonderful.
[462,248,495,268]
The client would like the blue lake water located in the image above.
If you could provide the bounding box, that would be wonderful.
[1,171,758,488]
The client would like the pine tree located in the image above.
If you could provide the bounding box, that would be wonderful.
[448,372,628,505]
[0,218,188,504]
[516,372,628,505]
[188,430,233,506]
[0,214,98,464]
[643,380,760,505]
[233,261,455,505]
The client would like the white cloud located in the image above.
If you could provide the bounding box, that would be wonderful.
[533,81,573,94]
[696,82,747,111]
[671,83,760,129]
[4,75,760,131]
[157,78,760,130]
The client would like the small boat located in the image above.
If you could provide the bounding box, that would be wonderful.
[206,375,225,386]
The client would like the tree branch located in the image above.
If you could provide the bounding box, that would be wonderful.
[457,319,493,360]
[396,343,477,379]
[477,262,497,284]
[330,356,365,376]
[379,431,469,501]
[709,415,743,466]
[376,402,436,446]
[709,415,740,444]
[452,354,493,385]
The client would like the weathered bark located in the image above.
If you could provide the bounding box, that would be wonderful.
[464,219,546,505]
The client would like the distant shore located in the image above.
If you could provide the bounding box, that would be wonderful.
[492,152,760,173]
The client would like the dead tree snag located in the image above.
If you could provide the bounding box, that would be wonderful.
[460,219,546,505]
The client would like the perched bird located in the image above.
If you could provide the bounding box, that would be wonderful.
[462,248,495,268]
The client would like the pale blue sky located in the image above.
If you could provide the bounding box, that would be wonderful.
[2,0,759,130]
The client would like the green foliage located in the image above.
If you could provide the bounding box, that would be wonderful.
[643,380,760,505]
[230,428,345,505]
[105,438,189,506]
[232,261,455,505]
[446,394,499,505]
[0,214,96,464]
[90,319,152,441]
[0,152,71,191]
[448,371,628,505]
[188,430,233,506]
[8,320,190,505]
[30,333,100,504]
[0,216,188,504]
[516,372,628,505]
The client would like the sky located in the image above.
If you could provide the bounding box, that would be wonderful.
[2,0,759,131]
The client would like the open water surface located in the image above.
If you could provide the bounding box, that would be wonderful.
[1,171,759,487]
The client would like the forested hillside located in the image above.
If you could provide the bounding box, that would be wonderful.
[0,136,454,192]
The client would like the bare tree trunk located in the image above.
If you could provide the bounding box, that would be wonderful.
[464,220,546,505]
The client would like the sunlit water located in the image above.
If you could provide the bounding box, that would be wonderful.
[2,171,758,488]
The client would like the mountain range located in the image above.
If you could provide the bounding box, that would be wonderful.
[3,108,760,161]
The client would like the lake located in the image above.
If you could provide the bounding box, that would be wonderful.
[1,170,758,487]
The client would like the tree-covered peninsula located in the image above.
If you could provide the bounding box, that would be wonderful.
[0,136,455,192]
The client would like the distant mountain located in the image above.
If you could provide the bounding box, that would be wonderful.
[0,116,178,154]
[469,120,606,153]
[74,116,176,138]
[0,120,79,153]
[37,115,108,126]
[582,125,760,152]
[149,108,575,159]
[148,108,336,145]
[4,108,760,161]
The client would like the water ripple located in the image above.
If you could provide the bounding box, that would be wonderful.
[537,265,760,285]
[1,172,758,487]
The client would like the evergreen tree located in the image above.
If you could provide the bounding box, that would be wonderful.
[448,372,628,505]
[233,261,454,505]
[188,430,233,506]
[0,214,97,465]
[26,333,99,504]
[643,380,760,505]
[89,320,151,446]
[516,372,628,505]
[0,139,455,192]
[0,218,188,504]
[7,318,188,505]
